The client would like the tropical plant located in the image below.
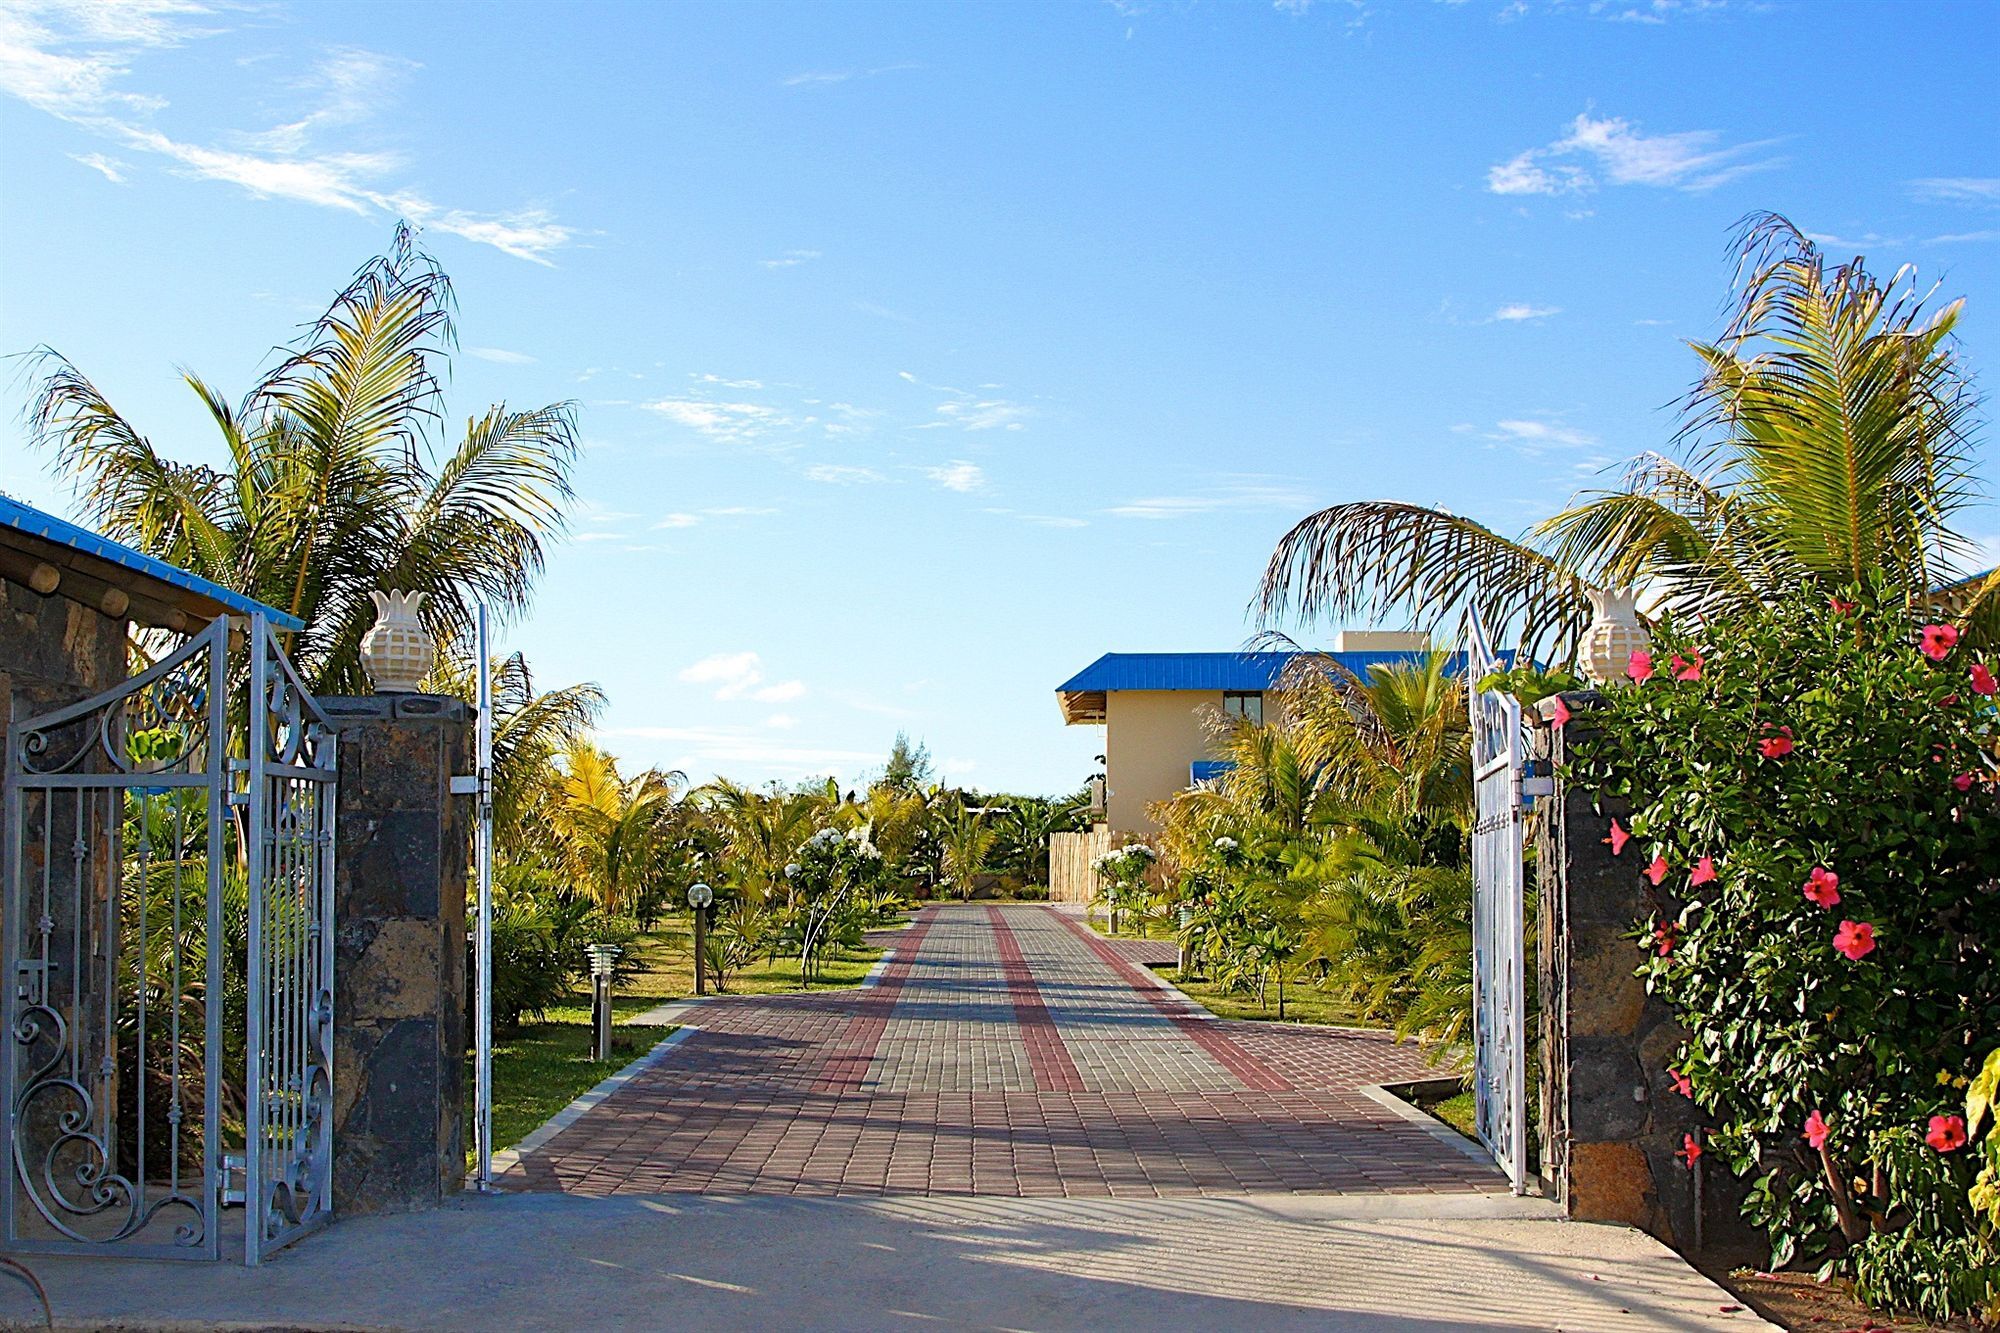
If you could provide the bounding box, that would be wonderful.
[937,796,998,902]
[546,742,685,915]
[990,795,1086,889]
[26,225,580,693]
[430,650,605,860]
[1258,215,1987,661]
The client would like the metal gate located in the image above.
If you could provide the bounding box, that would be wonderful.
[1,613,336,1263]
[1468,608,1528,1194]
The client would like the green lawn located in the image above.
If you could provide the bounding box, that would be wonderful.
[477,915,893,1156]
[1429,1089,1477,1139]
[1157,965,1376,1028]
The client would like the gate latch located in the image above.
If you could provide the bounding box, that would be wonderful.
[1520,758,1555,801]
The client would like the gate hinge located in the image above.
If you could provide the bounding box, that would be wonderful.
[1520,758,1555,800]
[449,775,480,795]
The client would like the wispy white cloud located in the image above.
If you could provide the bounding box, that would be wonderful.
[0,4,575,262]
[924,460,986,493]
[677,652,806,704]
[1488,112,1780,196]
[1106,480,1312,520]
[1490,302,1560,322]
[1926,230,2000,246]
[695,373,766,390]
[652,513,702,530]
[1910,177,2000,204]
[805,464,888,485]
[69,150,124,181]
[931,398,1030,431]
[643,397,786,445]
[781,63,920,89]
[761,249,821,269]
[1492,417,1597,449]
[1804,230,1904,254]
[468,346,536,365]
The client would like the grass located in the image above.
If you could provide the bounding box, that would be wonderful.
[1429,1089,1477,1139]
[1159,965,1377,1028]
[476,912,892,1155]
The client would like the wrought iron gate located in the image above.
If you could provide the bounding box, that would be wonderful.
[2,614,336,1263]
[1468,608,1528,1194]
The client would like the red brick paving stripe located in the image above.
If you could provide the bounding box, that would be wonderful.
[984,906,1087,1093]
[811,909,937,1094]
[1049,909,1295,1093]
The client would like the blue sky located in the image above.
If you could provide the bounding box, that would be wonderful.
[2,0,1996,795]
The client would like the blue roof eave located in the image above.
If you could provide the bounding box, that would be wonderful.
[0,494,304,632]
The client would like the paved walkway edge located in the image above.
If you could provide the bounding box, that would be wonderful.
[1357,1080,1521,1171]
[489,1024,699,1177]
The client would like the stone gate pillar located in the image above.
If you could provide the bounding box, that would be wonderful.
[321,694,471,1214]
[1533,692,1751,1255]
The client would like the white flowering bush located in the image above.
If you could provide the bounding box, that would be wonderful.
[781,824,885,982]
[1093,843,1158,935]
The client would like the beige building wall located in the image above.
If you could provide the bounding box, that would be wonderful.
[1104,689,1226,835]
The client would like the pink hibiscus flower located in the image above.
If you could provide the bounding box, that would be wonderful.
[1927,1114,1968,1152]
[1803,1110,1830,1151]
[1670,651,1704,682]
[1688,856,1716,887]
[1550,696,1572,729]
[1973,663,1998,697]
[1652,922,1678,957]
[1803,867,1840,910]
[1955,772,1976,793]
[1757,726,1795,759]
[1627,650,1655,683]
[1677,1133,1702,1167]
[1920,624,1960,662]
[1606,820,1631,856]
[1832,920,1877,961]
[1669,1068,1693,1099]
[1828,596,1858,615]
[1645,854,1670,886]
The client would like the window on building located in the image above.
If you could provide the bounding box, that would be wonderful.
[1222,691,1263,726]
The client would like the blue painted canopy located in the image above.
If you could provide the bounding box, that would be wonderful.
[0,493,303,631]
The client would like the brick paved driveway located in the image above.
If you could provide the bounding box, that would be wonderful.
[497,904,1505,1199]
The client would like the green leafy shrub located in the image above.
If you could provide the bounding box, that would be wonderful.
[1571,580,2000,1317]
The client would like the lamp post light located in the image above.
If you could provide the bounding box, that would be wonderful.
[584,943,623,1061]
[688,882,714,996]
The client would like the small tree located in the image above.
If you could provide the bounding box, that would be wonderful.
[1092,844,1156,935]
[782,827,881,984]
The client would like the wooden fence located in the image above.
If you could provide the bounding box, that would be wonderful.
[1049,827,1115,904]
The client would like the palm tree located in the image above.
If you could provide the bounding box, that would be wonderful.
[1258,215,1986,658]
[990,796,1085,888]
[936,797,997,902]
[26,225,580,693]
[695,779,822,903]
[546,742,685,915]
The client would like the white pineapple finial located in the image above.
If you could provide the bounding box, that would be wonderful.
[361,589,436,693]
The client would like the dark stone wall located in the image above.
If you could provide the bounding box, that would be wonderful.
[324,695,471,1215]
[1,578,127,724]
[1535,691,1756,1256]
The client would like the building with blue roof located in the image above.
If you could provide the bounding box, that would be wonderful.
[1056,632,1445,835]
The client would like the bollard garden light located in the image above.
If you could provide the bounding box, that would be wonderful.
[585,943,623,1061]
[688,882,714,995]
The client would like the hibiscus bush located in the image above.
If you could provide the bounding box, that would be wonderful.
[1570,579,2000,1319]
